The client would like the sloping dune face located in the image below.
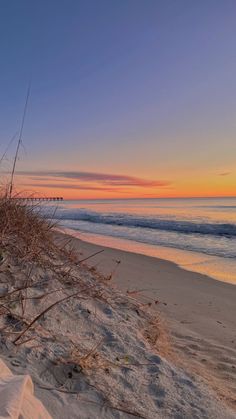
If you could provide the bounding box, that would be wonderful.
[0,227,235,418]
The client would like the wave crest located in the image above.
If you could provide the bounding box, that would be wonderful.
[49,208,236,237]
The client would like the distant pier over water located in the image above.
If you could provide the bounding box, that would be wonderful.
[11,197,64,202]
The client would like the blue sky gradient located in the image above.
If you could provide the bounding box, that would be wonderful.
[1,1,236,197]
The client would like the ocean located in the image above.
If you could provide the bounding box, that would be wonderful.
[44,197,236,285]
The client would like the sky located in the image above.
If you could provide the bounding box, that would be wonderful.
[0,0,236,199]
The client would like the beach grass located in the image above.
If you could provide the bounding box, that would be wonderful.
[0,191,164,418]
[0,191,56,261]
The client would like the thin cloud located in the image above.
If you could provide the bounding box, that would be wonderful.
[16,170,172,188]
[218,172,231,176]
[22,183,125,192]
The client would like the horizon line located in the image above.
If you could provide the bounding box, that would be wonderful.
[43,195,236,201]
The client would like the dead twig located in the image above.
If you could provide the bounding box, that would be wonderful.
[78,249,104,264]
[13,291,81,344]
[36,384,147,418]
[13,284,96,345]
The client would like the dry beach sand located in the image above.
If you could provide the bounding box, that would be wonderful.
[0,226,235,418]
[57,231,236,412]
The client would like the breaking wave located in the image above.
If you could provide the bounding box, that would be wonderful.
[49,209,236,238]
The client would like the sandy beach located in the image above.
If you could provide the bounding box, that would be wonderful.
[0,197,235,418]
[57,231,236,410]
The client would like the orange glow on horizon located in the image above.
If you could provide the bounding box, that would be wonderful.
[7,166,234,200]
[14,175,236,200]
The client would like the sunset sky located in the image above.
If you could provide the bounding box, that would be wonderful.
[0,1,236,199]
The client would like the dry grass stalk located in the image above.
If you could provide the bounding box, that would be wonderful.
[13,292,79,344]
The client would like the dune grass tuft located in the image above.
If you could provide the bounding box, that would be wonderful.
[0,192,56,261]
[0,189,163,418]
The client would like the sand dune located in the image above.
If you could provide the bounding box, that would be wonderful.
[0,230,235,418]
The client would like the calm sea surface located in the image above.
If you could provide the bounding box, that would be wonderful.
[44,197,236,284]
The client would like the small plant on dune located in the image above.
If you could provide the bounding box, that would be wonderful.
[0,190,69,269]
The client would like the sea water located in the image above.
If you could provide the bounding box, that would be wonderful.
[44,197,236,284]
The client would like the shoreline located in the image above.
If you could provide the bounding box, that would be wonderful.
[60,227,236,286]
[56,228,236,408]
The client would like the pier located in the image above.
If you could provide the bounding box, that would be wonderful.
[11,197,64,202]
